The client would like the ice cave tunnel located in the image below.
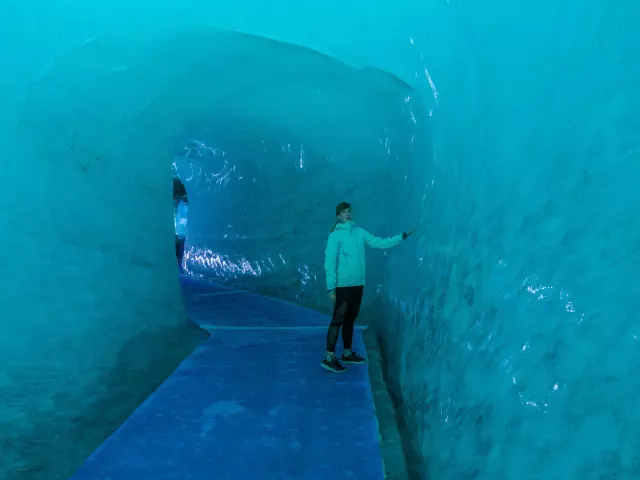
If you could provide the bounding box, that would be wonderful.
[1,1,640,479]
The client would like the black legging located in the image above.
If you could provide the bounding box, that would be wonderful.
[326,286,364,353]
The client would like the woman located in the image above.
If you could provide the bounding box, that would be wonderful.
[174,195,188,272]
[322,202,412,373]
[173,176,189,272]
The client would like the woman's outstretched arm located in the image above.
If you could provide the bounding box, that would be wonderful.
[361,229,412,249]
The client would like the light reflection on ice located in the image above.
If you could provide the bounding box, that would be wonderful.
[185,247,261,277]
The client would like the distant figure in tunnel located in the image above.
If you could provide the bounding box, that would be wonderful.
[173,176,189,273]
[322,202,412,373]
[174,196,188,271]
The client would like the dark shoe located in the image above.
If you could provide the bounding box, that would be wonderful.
[321,357,347,373]
[342,351,366,364]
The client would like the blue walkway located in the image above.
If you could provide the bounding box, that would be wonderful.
[71,276,385,480]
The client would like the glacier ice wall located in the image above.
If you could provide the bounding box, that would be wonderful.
[2,0,640,479]
[401,6,639,480]
[385,4,640,478]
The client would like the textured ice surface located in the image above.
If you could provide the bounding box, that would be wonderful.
[2,0,640,479]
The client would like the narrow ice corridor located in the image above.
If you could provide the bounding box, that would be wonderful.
[1,1,640,479]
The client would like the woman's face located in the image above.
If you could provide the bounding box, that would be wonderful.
[338,207,352,222]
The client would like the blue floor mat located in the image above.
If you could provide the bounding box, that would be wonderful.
[179,277,332,330]
[71,277,384,480]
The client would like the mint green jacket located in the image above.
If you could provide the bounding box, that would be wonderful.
[324,221,404,291]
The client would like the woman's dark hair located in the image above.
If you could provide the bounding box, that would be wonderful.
[335,202,351,216]
[330,202,351,232]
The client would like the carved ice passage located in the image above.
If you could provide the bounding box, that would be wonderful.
[1,1,640,479]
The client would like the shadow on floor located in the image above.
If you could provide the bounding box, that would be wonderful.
[7,320,208,480]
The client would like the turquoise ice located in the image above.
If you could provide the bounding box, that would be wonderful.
[1,0,639,478]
